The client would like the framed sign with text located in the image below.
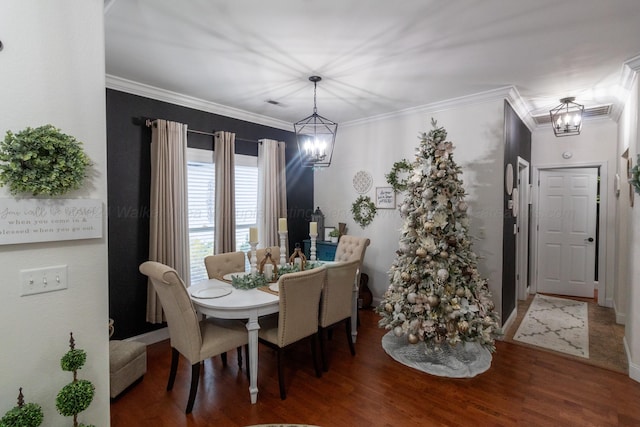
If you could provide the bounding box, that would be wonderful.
[0,199,103,245]
[375,187,395,209]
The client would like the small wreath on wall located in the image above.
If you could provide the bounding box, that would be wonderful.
[0,125,92,196]
[351,195,377,229]
[385,159,412,192]
[630,154,640,197]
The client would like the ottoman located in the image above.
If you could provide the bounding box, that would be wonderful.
[109,340,147,398]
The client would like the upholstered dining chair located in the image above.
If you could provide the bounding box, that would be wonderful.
[246,246,281,266]
[333,235,371,342]
[203,251,248,369]
[258,266,327,400]
[318,259,361,371]
[139,261,249,414]
[204,251,246,280]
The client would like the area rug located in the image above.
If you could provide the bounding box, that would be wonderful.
[513,294,589,358]
[381,332,492,378]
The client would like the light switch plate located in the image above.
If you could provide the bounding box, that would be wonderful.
[20,265,68,296]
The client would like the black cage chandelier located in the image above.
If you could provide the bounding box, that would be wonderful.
[294,76,337,168]
[550,96,584,137]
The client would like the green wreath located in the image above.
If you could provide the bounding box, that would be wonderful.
[385,159,412,192]
[351,195,377,229]
[0,125,92,196]
[630,154,640,195]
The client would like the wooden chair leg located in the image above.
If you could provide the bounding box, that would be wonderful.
[346,318,355,356]
[277,348,286,400]
[221,352,228,366]
[311,333,322,378]
[167,347,179,391]
[186,363,201,414]
[244,345,250,379]
[237,346,243,368]
[318,326,329,372]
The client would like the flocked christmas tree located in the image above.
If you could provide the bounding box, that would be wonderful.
[377,120,501,352]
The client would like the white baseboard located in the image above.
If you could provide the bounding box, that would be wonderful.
[499,306,518,340]
[124,326,169,346]
[623,336,640,383]
[613,299,626,325]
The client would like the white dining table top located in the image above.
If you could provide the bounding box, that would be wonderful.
[189,276,278,310]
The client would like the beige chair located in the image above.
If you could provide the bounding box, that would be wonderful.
[139,261,248,413]
[333,235,371,342]
[203,251,248,369]
[204,251,246,279]
[246,246,281,266]
[318,260,360,371]
[258,266,327,399]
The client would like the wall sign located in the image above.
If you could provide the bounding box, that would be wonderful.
[0,199,103,245]
[375,186,396,209]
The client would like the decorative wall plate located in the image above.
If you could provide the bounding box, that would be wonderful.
[353,170,373,194]
[505,163,514,195]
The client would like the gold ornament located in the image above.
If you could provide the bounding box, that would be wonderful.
[385,303,393,313]
[439,251,449,259]
[456,287,465,297]
[416,247,427,258]
[408,333,419,344]
[426,295,440,307]
[401,272,411,282]
[458,320,469,333]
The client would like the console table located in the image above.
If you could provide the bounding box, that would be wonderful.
[303,239,337,261]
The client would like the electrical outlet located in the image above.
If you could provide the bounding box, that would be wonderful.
[20,265,68,296]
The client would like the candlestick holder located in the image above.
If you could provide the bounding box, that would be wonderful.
[309,233,318,261]
[249,241,258,274]
[278,231,287,266]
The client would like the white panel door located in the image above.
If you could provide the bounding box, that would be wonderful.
[537,168,597,297]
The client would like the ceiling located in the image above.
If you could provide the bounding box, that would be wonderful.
[104,0,640,129]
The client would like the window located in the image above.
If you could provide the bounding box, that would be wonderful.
[187,148,258,284]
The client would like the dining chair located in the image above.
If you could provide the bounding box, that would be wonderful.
[204,251,246,280]
[258,266,327,400]
[333,235,371,341]
[318,259,361,371]
[203,251,248,370]
[247,246,281,266]
[139,261,249,414]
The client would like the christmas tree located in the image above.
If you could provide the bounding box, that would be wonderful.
[377,120,501,352]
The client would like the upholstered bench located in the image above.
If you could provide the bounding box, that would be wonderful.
[109,340,146,398]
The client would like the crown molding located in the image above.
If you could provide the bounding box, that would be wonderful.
[342,86,534,130]
[105,75,293,131]
[610,54,640,122]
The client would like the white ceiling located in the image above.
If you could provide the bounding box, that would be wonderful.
[104,0,640,128]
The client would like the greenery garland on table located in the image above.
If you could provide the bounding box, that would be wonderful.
[0,125,92,196]
[230,262,326,290]
[351,195,377,229]
[385,159,412,192]
[630,154,640,195]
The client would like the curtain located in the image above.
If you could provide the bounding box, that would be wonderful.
[258,139,287,248]
[214,131,236,254]
[147,119,190,323]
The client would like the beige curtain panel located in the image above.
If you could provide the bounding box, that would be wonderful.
[214,131,236,254]
[258,139,287,248]
[147,119,190,324]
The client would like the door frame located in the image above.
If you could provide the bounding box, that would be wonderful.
[531,161,608,305]
[516,157,530,301]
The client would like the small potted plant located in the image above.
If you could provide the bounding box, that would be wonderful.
[329,229,340,243]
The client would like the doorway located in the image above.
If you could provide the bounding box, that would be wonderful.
[535,167,598,298]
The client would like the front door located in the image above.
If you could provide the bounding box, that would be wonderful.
[536,168,598,298]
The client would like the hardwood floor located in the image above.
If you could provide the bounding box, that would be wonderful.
[110,309,640,426]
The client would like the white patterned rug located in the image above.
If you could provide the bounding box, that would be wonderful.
[513,294,589,358]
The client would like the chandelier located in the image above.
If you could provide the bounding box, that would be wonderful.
[549,97,584,137]
[294,76,337,168]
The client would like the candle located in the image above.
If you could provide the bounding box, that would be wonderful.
[310,221,317,235]
[279,218,287,233]
[264,264,273,281]
[249,227,258,242]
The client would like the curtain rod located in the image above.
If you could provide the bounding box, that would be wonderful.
[144,118,260,144]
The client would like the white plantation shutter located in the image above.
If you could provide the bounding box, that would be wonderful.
[187,148,257,284]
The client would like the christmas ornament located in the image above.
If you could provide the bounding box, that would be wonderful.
[408,333,419,344]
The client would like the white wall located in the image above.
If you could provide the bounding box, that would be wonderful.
[0,2,109,426]
[531,119,618,306]
[314,98,506,319]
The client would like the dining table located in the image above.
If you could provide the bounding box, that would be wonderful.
[189,274,279,404]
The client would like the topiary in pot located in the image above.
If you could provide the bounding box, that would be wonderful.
[0,124,92,196]
[0,388,43,427]
[55,333,95,427]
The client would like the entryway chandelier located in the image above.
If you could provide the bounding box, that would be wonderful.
[549,97,584,137]
[294,76,337,168]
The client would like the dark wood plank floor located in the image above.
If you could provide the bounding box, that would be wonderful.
[110,309,640,427]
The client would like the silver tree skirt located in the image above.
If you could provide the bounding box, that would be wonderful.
[381,331,492,378]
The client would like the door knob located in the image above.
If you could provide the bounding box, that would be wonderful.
[585,237,594,243]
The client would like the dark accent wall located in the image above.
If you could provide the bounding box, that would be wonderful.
[502,101,531,321]
[106,89,313,339]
